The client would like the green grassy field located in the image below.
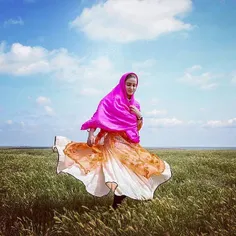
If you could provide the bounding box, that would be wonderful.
[0,148,235,236]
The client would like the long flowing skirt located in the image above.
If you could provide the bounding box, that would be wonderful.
[53,130,171,200]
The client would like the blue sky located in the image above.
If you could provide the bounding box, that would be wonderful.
[0,0,236,147]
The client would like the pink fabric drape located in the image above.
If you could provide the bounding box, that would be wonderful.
[81,72,141,143]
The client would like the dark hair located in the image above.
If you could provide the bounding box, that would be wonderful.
[125,73,137,81]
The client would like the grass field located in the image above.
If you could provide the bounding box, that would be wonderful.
[0,148,235,236]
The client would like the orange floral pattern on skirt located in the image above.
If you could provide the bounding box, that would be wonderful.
[63,130,165,179]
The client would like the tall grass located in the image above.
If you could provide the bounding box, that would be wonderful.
[0,149,235,235]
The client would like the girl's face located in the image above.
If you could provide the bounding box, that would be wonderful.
[125,76,137,98]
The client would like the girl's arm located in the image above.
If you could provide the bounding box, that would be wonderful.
[129,105,143,131]
[88,128,96,136]
[87,128,97,146]
[137,117,143,131]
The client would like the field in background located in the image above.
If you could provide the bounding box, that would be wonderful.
[0,149,235,236]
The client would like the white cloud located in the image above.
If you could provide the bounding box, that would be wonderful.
[147,117,183,128]
[145,109,167,117]
[35,96,55,116]
[80,88,103,96]
[186,64,202,72]
[66,56,118,86]
[0,41,6,53]
[202,118,236,128]
[6,120,13,125]
[179,65,220,90]
[36,96,51,105]
[2,121,38,133]
[132,59,157,70]
[49,48,83,82]
[3,17,24,27]
[150,98,159,106]
[44,106,55,116]
[187,120,203,126]
[70,0,193,43]
[230,72,236,84]
[0,43,50,75]
[131,59,158,87]
[0,43,119,89]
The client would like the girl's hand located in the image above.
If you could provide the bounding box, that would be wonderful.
[129,105,142,119]
[87,128,96,147]
[87,134,95,147]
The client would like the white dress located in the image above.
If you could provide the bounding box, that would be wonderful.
[53,131,172,200]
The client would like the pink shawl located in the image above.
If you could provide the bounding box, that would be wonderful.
[81,72,141,143]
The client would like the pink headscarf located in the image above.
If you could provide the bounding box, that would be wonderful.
[81,72,141,143]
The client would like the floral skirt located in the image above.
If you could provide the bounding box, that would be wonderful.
[53,130,171,200]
